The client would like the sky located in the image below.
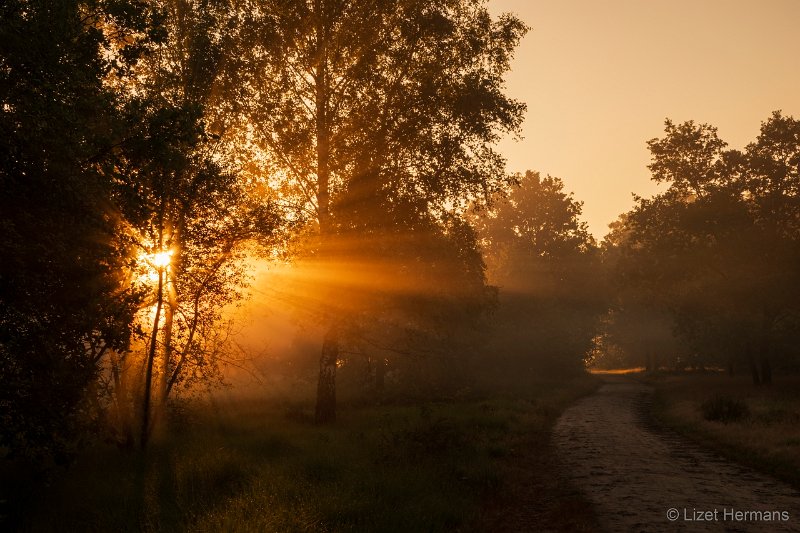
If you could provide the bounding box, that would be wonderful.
[488,0,800,239]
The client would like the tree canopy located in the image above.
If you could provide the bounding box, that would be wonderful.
[602,112,800,380]
[478,171,602,379]
[243,0,528,421]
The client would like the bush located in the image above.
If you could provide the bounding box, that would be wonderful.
[700,395,749,423]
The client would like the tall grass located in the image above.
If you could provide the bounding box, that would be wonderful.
[651,373,800,489]
[2,377,596,532]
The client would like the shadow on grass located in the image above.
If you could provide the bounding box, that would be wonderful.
[3,375,602,532]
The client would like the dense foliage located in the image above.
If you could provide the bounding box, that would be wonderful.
[0,0,533,456]
[0,0,158,460]
[478,171,603,379]
[602,113,800,379]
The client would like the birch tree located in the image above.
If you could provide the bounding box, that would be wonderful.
[247,0,526,422]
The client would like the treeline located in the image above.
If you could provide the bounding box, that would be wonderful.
[1,0,534,460]
[599,113,800,382]
[2,0,798,465]
[472,113,800,387]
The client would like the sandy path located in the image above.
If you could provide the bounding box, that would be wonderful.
[553,376,800,532]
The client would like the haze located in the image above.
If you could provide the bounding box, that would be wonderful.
[3,1,800,531]
[490,0,800,238]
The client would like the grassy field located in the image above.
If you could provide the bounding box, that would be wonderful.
[649,372,800,489]
[1,376,598,532]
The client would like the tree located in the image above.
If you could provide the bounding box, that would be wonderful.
[344,212,497,396]
[478,171,602,379]
[598,215,681,371]
[0,0,157,460]
[109,0,286,447]
[605,113,800,382]
[246,0,527,422]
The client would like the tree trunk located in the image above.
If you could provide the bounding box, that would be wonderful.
[141,267,164,448]
[110,351,134,449]
[157,227,179,430]
[760,356,772,385]
[758,317,774,385]
[315,324,339,424]
[313,4,338,424]
[154,277,176,435]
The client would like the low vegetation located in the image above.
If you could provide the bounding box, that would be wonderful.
[700,395,750,423]
[650,372,800,489]
[1,377,597,532]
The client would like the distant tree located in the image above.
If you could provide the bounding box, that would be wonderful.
[598,218,680,371]
[478,171,602,379]
[246,0,527,421]
[345,212,497,396]
[737,112,800,379]
[606,113,800,382]
[646,118,729,198]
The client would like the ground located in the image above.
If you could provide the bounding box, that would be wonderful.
[5,372,798,532]
[553,374,800,532]
[0,377,597,532]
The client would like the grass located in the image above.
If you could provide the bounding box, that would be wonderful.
[472,378,601,532]
[649,372,800,490]
[699,395,750,423]
[1,375,598,532]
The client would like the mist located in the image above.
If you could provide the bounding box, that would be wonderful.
[2,1,799,531]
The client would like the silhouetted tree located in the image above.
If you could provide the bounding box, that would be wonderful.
[478,171,602,379]
[246,0,527,421]
[605,113,800,382]
[111,0,286,447]
[0,0,158,460]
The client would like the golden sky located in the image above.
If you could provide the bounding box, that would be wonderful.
[489,0,800,238]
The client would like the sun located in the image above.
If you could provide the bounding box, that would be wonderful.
[152,250,173,268]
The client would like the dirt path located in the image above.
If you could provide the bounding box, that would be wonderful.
[553,376,800,532]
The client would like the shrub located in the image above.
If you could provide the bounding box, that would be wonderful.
[700,395,749,423]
